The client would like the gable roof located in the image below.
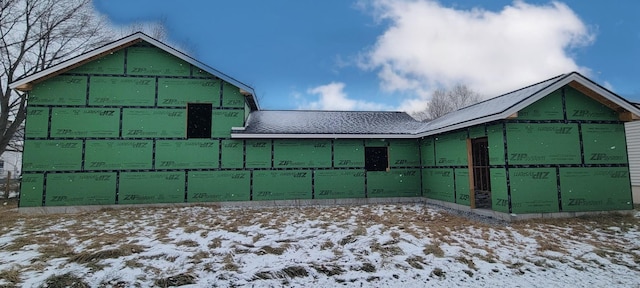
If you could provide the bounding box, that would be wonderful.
[231,110,427,139]
[9,32,259,110]
[415,72,640,137]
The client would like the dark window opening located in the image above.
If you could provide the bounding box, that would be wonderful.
[365,147,389,171]
[471,137,491,209]
[187,103,212,138]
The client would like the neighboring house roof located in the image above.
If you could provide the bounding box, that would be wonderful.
[231,110,428,139]
[9,32,259,110]
[232,72,640,139]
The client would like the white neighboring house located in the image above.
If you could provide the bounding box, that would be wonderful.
[0,121,23,179]
[626,120,640,204]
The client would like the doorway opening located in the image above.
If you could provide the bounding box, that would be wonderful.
[471,137,491,209]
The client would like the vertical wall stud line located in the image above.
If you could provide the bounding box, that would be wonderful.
[556,166,562,212]
[41,172,47,207]
[502,122,512,213]
[123,47,128,75]
[219,81,224,108]
[270,139,275,169]
[152,140,157,169]
[86,75,91,106]
[562,87,568,122]
[47,107,53,139]
[81,139,86,171]
[243,140,247,169]
[578,123,585,165]
[418,139,423,197]
[154,77,159,107]
[249,170,254,201]
[184,170,189,203]
[115,171,120,204]
[311,170,315,199]
[331,139,335,168]
[119,107,124,138]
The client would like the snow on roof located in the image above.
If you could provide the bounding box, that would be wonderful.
[231,110,428,139]
[9,32,259,110]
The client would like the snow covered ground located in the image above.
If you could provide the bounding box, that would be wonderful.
[0,202,639,287]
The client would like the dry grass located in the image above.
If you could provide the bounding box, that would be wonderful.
[0,267,21,284]
[423,242,445,258]
[175,239,199,248]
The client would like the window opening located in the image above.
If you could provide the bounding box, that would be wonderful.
[365,147,388,171]
[187,103,212,138]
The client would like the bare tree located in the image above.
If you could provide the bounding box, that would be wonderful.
[413,84,482,121]
[0,0,114,158]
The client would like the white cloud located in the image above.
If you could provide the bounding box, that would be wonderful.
[299,82,391,111]
[360,0,595,102]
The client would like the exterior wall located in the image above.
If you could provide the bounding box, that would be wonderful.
[421,86,634,213]
[625,121,640,203]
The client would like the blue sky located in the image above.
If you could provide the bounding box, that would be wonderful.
[93,0,640,112]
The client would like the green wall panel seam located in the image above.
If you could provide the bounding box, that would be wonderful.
[561,87,568,120]
[578,123,585,164]
[556,166,562,212]
[502,122,513,213]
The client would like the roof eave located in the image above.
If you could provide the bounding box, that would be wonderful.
[230,133,418,139]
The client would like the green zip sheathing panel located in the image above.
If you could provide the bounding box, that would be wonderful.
[455,169,471,205]
[85,140,153,170]
[560,167,632,211]
[253,170,312,200]
[389,140,420,167]
[582,124,627,164]
[516,90,563,120]
[193,69,214,78]
[25,108,49,138]
[506,123,580,165]
[222,82,245,108]
[509,168,559,213]
[89,76,155,106]
[50,108,119,138]
[469,126,486,139]
[126,46,190,76]
[212,109,244,138]
[365,139,388,147]
[119,171,186,204]
[490,169,509,213]
[187,171,250,202]
[23,140,82,171]
[45,173,116,206]
[221,140,244,168]
[565,87,618,121]
[314,170,366,199]
[246,140,272,168]
[69,50,124,74]
[122,108,185,138]
[273,140,332,168]
[334,139,365,168]
[158,79,220,106]
[29,75,87,105]
[487,124,505,165]
[19,174,44,207]
[367,169,420,198]
[156,140,219,169]
[420,138,435,166]
[422,168,454,202]
[435,131,468,166]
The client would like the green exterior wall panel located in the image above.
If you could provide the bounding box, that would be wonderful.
[29,76,87,105]
[126,46,190,76]
[487,124,505,165]
[85,140,152,170]
[389,140,420,167]
[367,169,420,198]
[45,173,116,206]
[253,170,312,200]
[490,168,509,213]
[420,138,435,167]
[89,77,155,106]
[365,139,388,147]
[274,140,331,168]
[469,126,486,139]
[155,140,218,169]
[334,140,364,168]
[506,123,581,165]
[23,140,82,171]
[582,124,627,164]
[158,78,220,106]
[212,109,244,138]
[560,167,632,212]
[222,82,245,107]
[517,90,564,120]
[123,108,185,138]
[565,87,618,121]
[422,168,455,202]
[435,130,468,166]
[69,50,124,74]
[246,140,272,168]
[119,172,186,204]
[509,168,559,213]
[25,108,49,138]
[187,171,250,202]
[221,140,244,168]
[50,108,119,138]
[314,170,365,199]
[455,169,471,206]
[19,174,44,207]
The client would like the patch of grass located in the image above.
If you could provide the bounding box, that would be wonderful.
[312,264,344,276]
[359,262,376,273]
[281,266,308,278]
[371,241,404,256]
[222,254,238,271]
[252,233,265,243]
[208,237,223,249]
[43,273,89,288]
[183,226,200,234]
[339,235,356,246]
[431,267,446,278]
[353,226,367,236]
[423,242,445,258]
[406,256,426,269]
[37,243,75,260]
[189,250,210,264]
[320,240,334,250]
[0,267,21,284]
[455,256,477,270]
[258,245,287,255]
[175,239,199,248]
[154,273,196,287]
